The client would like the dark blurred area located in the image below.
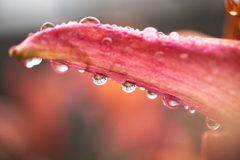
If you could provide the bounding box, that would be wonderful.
[0,0,226,159]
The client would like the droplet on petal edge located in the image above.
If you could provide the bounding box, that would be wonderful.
[92,73,107,86]
[184,106,189,110]
[40,22,55,31]
[147,90,158,99]
[122,81,136,93]
[79,16,100,24]
[78,69,85,73]
[162,95,181,109]
[50,61,69,73]
[206,116,221,130]
[142,27,158,41]
[21,58,43,68]
[169,32,179,40]
[139,87,145,91]
[189,108,196,114]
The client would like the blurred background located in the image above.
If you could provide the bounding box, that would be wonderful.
[0,0,227,159]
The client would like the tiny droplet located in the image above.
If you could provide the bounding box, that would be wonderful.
[169,32,179,40]
[147,90,158,99]
[206,117,220,130]
[92,74,107,85]
[40,22,55,31]
[189,108,195,114]
[122,81,136,93]
[78,69,85,73]
[184,106,189,110]
[102,37,113,46]
[142,27,158,41]
[51,61,69,73]
[139,87,145,91]
[79,17,100,24]
[162,95,181,109]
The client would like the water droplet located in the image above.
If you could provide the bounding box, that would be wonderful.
[79,17,100,24]
[206,117,220,130]
[22,58,43,68]
[179,53,189,60]
[28,33,33,37]
[125,26,131,29]
[122,81,136,93]
[225,0,240,16]
[51,61,69,73]
[101,37,113,52]
[123,46,133,55]
[139,87,145,91]
[78,69,85,73]
[142,27,158,41]
[92,73,107,85]
[184,106,189,109]
[40,22,55,31]
[147,91,158,99]
[169,32,179,40]
[162,95,181,109]
[109,72,126,83]
[189,108,195,114]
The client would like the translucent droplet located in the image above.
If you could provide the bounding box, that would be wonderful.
[22,58,43,68]
[122,81,136,93]
[147,91,158,99]
[78,69,85,73]
[101,37,113,52]
[139,87,145,91]
[169,32,179,40]
[79,17,100,24]
[162,95,181,109]
[40,22,55,31]
[92,74,107,85]
[51,61,69,73]
[123,46,133,55]
[225,0,240,16]
[206,117,220,130]
[142,27,158,41]
[179,53,189,60]
[125,26,131,29]
[184,106,189,109]
[189,108,195,114]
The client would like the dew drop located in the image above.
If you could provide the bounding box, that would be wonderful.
[40,22,55,31]
[22,58,43,68]
[79,16,100,24]
[139,87,145,91]
[206,117,220,130]
[142,27,158,41]
[51,61,69,73]
[189,108,195,114]
[123,46,133,55]
[162,96,181,109]
[102,37,113,47]
[92,73,107,85]
[147,91,158,99]
[169,32,179,40]
[122,81,136,93]
[78,69,85,73]
[179,53,189,60]
[225,0,240,16]
[184,106,189,110]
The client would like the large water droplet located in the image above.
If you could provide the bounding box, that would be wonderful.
[122,81,136,93]
[79,17,100,24]
[51,61,69,73]
[225,0,240,16]
[22,58,43,68]
[206,117,220,130]
[147,91,158,99]
[92,74,107,85]
[142,27,158,41]
[169,32,179,40]
[189,108,195,114]
[40,22,55,31]
[162,95,181,109]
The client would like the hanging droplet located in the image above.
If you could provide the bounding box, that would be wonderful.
[79,17,100,24]
[169,32,179,40]
[22,58,43,68]
[50,61,69,73]
[162,95,181,109]
[184,106,189,110]
[139,87,145,91]
[122,81,136,93]
[142,27,158,41]
[206,117,221,130]
[92,74,107,86]
[147,91,158,99]
[40,22,55,31]
[189,108,196,114]
[225,0,240,16]
[78,69,85,73]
